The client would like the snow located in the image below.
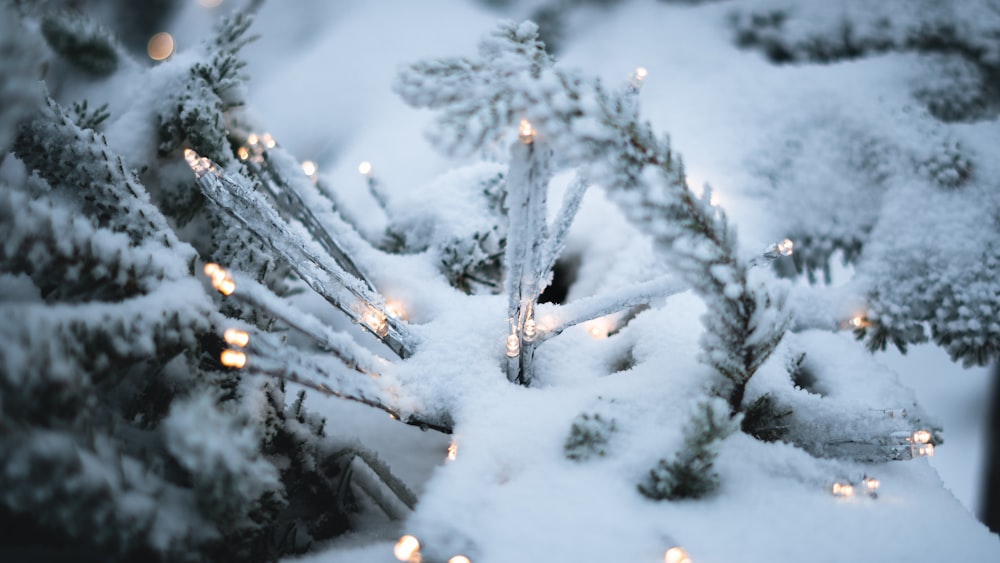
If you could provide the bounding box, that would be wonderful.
[205,0,1000,561]
[11,0,996,560]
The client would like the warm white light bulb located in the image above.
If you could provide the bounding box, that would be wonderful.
[394,535,420,561]
[237,146,249,160]
[518,119,535,144]
[777,238,794,256]
[223,328,250,348]
[832,482,854,497]
[260,133,276,149]
[865,478,880,491]
[220,349,247,368]
[385,300,408,321]
[447,442,458,461]
[246,133,259,146]
[449,556,471,563]
[523,318,537,342]
[506,333,520,358]
[358,161,373,176]
[912,429,932,444]
[362,308,388,337]
[301,160,317,177]
[665,546,691,563]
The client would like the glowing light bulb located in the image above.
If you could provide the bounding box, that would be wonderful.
[447,441,458,461]
[223,328,250,348]
[246,133,259,146]
[518,119,535,144]
[911,429,932,444]
[665,546,691,563]
[849,314,870,329]
[259,133,275,149]
[147,32,174,61]
[832,482,854,497]
[864,477,880,492]
[523,317,537,342]
[917,443,935,457]
[632,67,649,87]
[203,262,235,295]
[301,160,317,177]
[237,146,249,160]
[198,0,223,7]
[385,300,408,321]
[586,319,611,339]
[449,557,471,563]
[358,161,373,176]
[220,349,246,368]
[394,535,420,562]
[361,308,388,337]
[204,263,221,277]
[506,333,520,358]
[776,238,794,256]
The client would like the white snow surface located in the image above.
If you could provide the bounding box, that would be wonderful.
[158,0,999,561]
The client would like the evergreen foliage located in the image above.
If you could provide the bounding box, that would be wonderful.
[564,412,617,461]
[639,399,738,500]
[40,10,120,77]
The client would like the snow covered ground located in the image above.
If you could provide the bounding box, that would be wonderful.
[166,0,998,561]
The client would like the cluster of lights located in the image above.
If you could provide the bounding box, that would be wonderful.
[831,476,880,499]
[147,32,174,61]
[393,535,471,563]
[775,238,794,256]
[184,148,219,179]
[910,429,935,457]
[203,262,235,296]
[665,546,691,563]
[518,119,535,144]
[220,328,249,369]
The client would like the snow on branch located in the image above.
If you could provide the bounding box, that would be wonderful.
[397,20,790,409]
[184,149,417,359]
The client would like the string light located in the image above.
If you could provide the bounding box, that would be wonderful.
[915,443,935,457]
[301,160,318,178]
[223,328,250,347]
[850,314,870,329]
[259,133,276,149]
[394,535,421,562]
[631,66,648,88]
[911,429,932,444]
[247,133,259,146]
[147,32,174,61]
[585,318,611,339]
[362,307,389,337]
[523,317,537,342]
[220,349,247,368]
[449,557,471,563]
[505,332,520,358]
[863,476,880,496]
[447,441,458,461]
[203,262,235,296]
[237,146,249,160]
[776,238,794,256]
[831,482,854,497]
[518,119,535,144]
[664,546,692,563]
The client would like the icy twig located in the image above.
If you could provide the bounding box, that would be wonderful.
[185,148,417,358]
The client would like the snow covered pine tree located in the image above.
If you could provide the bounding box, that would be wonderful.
[2,1,999,562]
